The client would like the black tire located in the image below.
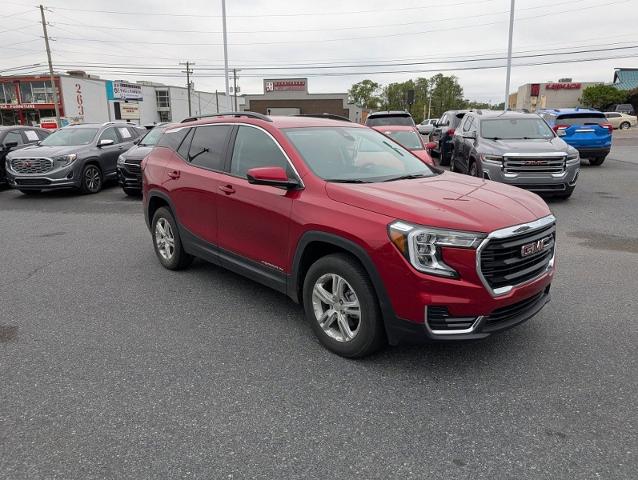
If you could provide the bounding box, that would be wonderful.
[123,188,141,197]
[469,160,479,177]
[80,164,103,194]
[589,156,606,166]
[19,189,41,195]
[439,145,451,166]
[302,253,386,358]
[619,122,630,130]
[151,207,193,270]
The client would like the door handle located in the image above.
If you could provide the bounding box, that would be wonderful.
[218,184,235,195]
[167,169,180,180]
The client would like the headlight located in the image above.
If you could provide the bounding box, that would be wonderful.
[52,153,77,168]
[566,152,579,163]
[117,155,125,166]
[480,154,503,165]
[388,221,485,278]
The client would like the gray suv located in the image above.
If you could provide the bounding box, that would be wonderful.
[6,122,140,194]
[451,110,580,199]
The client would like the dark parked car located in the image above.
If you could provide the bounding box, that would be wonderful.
[365,111,415,127]
[6,122,140,194]
[430,110,468,165]
[117,123,168,196]
[143,112,554,358]
[1,126,50,187]
[451,110,580,198]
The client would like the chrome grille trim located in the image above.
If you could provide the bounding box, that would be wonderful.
[10,157,54,175]
[476,215,556,297]
[503,154,566,175]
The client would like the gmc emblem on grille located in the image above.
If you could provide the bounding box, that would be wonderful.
[523,160,548,166]
[521,237,551,257]
[23,161,32,168]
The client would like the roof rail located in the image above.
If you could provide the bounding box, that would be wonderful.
[293,113,351,122]
[180,111,272,123]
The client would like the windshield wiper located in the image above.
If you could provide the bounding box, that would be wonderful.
[324,178,371,183]
[383,173,428,182]
[484,137,501,140]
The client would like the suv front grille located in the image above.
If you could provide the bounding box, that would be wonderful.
[124,162,142,174]
[479,221,555,293]
[11,157,53,174]
[503,156,565,174]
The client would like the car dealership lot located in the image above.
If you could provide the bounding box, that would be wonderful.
[1,136,637,478]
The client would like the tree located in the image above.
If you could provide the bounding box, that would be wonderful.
[428,74,465,118]
[580,84,627,110]
[348,79,381,109]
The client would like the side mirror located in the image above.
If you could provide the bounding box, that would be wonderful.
[425,142,437,150]
[3,141,19,150]
[98,139,115,147]
[246,166,299,189]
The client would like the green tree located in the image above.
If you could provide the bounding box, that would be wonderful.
[428,74,465,118]
[348,79,381,109]
[580,84,627,110]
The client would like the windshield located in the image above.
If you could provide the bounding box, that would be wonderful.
[366,116,414,127]
[555,113,606,126]
[481,118,554,139]
[385,130,423,150]
[139,127,166,146]
[40,128,98,146]
[284,126,436,182]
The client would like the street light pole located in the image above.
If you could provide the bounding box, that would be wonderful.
[221,0,230,100]
[39,5,61,127]
[504,0,515,110]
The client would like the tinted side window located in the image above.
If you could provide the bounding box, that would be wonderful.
[176,128,193,160]
[188,125,232,171]
[156,127,190,151]
[230,126,289,178]
[5,131,24,146]
[99,127,120,144]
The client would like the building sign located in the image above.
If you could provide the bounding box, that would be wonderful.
[546,83,582,90]
[264,79,307,93]
[106,80,143,101]
[120,103,140,119]
[0,103,55,110]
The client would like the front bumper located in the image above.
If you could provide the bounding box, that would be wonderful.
[481,160,580,193]
[573,146,610,158]
[117,165,142,191]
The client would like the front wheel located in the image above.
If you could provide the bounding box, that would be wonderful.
[151,207,193,270]
[619,122,630,130]
[303,254,385,358]
[469,160,479,177]
[80,164,103,194]
[589,156,606,166]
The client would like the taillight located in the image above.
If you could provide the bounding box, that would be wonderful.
[447,128,455,136]
[553,124,568,136]
[600,123,613,133]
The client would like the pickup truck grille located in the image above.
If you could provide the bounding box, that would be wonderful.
[11,157,53,174]
[479,221,555,292]
[503,156,565,174]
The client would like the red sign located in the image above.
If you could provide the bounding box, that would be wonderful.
[545,83,582,90]
[265,79,307,92]
[0,103,55,110]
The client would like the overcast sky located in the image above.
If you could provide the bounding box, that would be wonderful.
[3,0,638,103]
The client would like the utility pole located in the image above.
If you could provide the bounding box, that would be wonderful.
[221,0,230,98]
[215,90,219,113]
[232,68,239,111]
[179,61,195,116]
[427,91,432,119]
[504,0,515,110]
[39,5,61,127]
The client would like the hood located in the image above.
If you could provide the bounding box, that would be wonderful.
[122,145,154,161]
[325,172,551,233]
[411,149,434,165]
[481,136,569,154]
[6,144,87,159]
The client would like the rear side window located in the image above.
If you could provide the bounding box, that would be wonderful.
[187,125,232,171]
[4,131,24,146]
[556,113,606,126]
[176,128,193,160]
[230,126,289,178]
[157,127,190,151]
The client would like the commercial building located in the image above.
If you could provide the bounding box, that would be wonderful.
[612,68,638,91]
[0,72,234,127]
[241,78,363,122]
[511,80,600,112]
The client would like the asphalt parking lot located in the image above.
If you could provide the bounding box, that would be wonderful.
[1,131,637,479]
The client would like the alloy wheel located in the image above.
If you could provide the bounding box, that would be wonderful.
[155,218,175,261]
[311,273,361,342]
[620,122,630,130]
[85,166,101,192]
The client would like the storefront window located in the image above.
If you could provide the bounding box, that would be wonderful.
[0,83,18,104]
[19,80,56,104]
[156,90,170,108]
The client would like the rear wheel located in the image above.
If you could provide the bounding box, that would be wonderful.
[303,253,385,358]
[151,207,193,270]
[619,122,630,130]
[80,164,103,194]
[469,160,479,177]
[589,156,606,166]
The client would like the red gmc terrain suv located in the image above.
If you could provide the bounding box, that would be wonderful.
[143,112,555,358]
